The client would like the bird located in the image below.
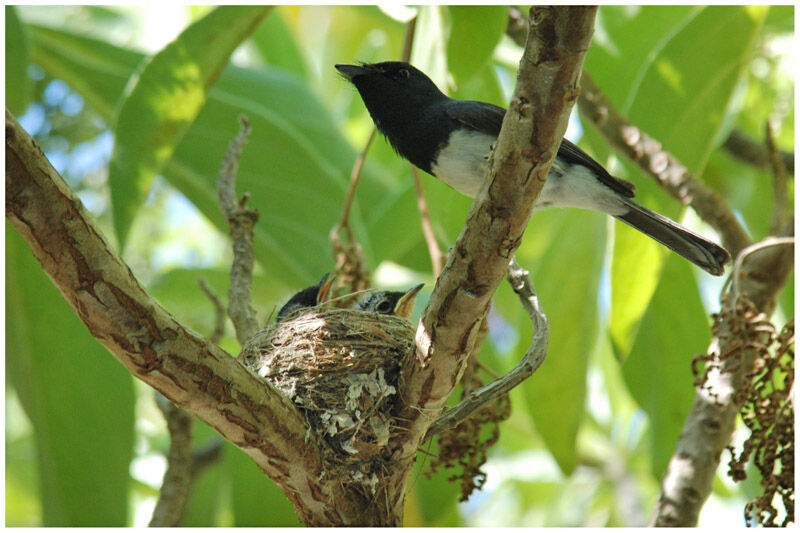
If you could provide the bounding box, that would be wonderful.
[335,61,730,276]
[275,272,335,322]
[355,283,424,319]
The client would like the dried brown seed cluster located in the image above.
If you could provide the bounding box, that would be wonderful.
[427,355,511,502]
[695,293,794,526]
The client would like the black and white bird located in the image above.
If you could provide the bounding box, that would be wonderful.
[355,283,424,319]
[335,61,730,276]
[275,272,334,323]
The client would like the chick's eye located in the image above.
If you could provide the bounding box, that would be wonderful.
[377,300,392,313]
[399,68,410,79]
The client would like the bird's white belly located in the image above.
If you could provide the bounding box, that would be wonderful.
[431,131,625,216]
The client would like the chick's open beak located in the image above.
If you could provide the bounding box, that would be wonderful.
[393,283,424,319]
[316,273,335,305]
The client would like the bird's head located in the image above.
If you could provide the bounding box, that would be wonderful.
[355,283,424,319]
[336,62,445,120]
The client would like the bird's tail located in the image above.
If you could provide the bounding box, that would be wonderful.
[614,199,730,276]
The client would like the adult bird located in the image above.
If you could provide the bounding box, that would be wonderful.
[275,272,335,323]
[355,284,424,319]
[335,61,730,276]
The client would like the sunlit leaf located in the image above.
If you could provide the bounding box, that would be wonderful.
[586,6,767,358]
[109,6,272,246]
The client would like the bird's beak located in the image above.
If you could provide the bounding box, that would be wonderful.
[335,63,366,81]
[393,283,424,319]
[316,273,335,305]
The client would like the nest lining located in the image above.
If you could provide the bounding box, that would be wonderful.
[240,307,415,465]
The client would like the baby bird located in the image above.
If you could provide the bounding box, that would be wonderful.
[275,272,335,322]
[355,284,424,319]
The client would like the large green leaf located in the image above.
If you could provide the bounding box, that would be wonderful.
[251,9,309,79]
[27,24,416,291]
[109,6,271,246]
[586,6,767,358]
[5,6,31,115]
[6,225,135,526]
[445,6,507,88]
[28,24,144,119]
[226,446,302,526]
[517,209,607,474]
[621,252,710,477]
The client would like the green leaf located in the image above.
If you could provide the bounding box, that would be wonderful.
[445,6,507,88]
[6,224,135,526]
[251,9,309,78]
[411,6,448,88]
[586,6,767,357]
[181,421,227,526]
[109,6,272,247]
[28,24,419,291]
[226,445,302,526]
[5,6,31,115]
[621,252,710,477]
[518,209,607,474]
[28,24,144,119]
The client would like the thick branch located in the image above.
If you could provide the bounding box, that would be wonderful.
[651,219,794,526]
[390,5,597,478]
[5,109,343,524]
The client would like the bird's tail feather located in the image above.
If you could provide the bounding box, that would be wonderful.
[615,199,730,276]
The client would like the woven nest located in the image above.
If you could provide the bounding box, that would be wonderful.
[240,307,415,464]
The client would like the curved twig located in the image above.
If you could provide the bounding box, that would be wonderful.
[424,259,549,440]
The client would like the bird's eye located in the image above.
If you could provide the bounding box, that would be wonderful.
[399,68,410,79]
[377,300,393,313]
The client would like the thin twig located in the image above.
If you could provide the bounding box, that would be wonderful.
[411,166,446,277]
[218,115,259,344]
[424,259,549,440]
[765,119,791,235]
[150,394,194,527]
[723,128,794,175]
[731,236,795,302]
[329,15,420,294]
[198,278,227,344]
[333,128,378,238]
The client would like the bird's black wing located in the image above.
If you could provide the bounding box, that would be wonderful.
[442,100,505,137]
[443,99,636,199]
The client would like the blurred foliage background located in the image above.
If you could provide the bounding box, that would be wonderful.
[5,5,794,527]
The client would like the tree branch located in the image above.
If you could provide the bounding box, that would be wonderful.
[424,259,549,440]
[389,4,597,481]
[723,127,794,175]
[150,393,194,527]
[5,108,347,525]
[651,218,794,526]
[217,115,259,343]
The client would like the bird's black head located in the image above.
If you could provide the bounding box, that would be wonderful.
[335,62,444,104]
[335,62,447,172]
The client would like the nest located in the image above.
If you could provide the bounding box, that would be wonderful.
[240,307,415,465]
